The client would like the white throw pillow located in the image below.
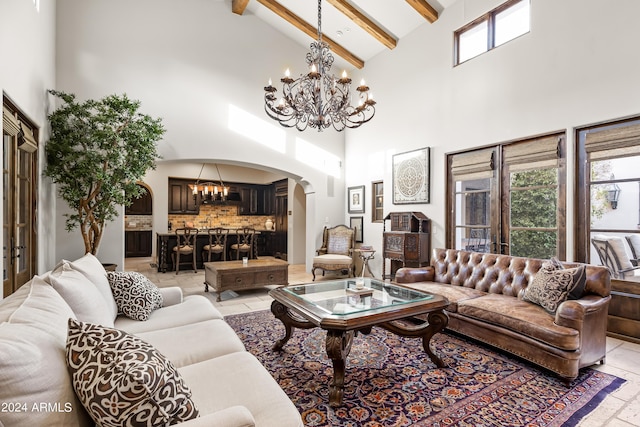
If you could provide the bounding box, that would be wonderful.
[0,277,93,427]
[50,262,114,327]
[66,253,118,320]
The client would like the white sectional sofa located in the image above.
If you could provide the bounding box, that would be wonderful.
[0,253,302,427]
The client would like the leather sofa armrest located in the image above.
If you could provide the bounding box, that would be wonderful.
[158,287,183,307]
[394,267,435,283]
[174,406,256,427]
[554,295,610,329]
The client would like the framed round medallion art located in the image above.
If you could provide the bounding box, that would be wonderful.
[392,147,430,204]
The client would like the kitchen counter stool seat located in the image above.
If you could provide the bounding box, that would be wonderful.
[173,227,198,274]
[203,227,229,262]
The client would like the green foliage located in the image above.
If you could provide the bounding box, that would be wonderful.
[590,161,613,225]
[509,168,558,258]
[44,90,164,255]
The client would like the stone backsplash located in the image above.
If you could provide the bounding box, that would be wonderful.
[168,204,275,231]
[124,215,153,230]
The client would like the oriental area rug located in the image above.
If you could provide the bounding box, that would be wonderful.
[226,310,625,427]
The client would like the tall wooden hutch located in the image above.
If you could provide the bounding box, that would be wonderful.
[383,212,431,279]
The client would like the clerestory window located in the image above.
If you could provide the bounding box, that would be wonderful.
[455,0,530,65]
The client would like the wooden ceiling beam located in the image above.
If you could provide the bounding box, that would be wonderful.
[405,0,439,23]
[326,0,396,50]
[232,0,250,15]
[256,0,365,69]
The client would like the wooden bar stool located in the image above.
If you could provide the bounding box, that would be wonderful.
[173,227,198,274]
[203,227,228,262]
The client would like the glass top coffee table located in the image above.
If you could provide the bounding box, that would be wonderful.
[269,278,449,407]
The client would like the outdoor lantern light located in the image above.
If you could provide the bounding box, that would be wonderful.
[606,181,621,209]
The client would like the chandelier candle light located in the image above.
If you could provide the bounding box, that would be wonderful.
[191,164,229,202]
[263,0,376,131]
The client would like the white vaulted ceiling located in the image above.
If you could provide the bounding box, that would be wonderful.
[230,0,458,70]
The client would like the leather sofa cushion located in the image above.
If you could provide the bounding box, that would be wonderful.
[457,294,580,351]
[400,281,485,312]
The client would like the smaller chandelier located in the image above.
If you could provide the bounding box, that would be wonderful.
[191,164,229,203]
[263,0,376,132]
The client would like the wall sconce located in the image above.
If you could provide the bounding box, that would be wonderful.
[606,177,621,209]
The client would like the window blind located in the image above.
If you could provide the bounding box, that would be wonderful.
[503,134,561,165]
[3,106,20,136]
[585,123,640,161]
[450,148,495,181]
[18,123,38,153]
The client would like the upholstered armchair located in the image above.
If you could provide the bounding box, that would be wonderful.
[312,224,356,280]
[592,236,640,281]
[625,234,640,266]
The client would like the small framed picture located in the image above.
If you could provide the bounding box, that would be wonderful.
[350,216,363,243]
[371,180,384,223]
[348,185,365,214]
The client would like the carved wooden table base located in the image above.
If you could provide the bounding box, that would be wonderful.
[270,300,448,407]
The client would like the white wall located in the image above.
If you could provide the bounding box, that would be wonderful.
[6,0,640,277]
[0,0,57,274]
[54,0,347,267]
[346,0,640,273]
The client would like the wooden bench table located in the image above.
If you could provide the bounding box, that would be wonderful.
[204,258,288,301]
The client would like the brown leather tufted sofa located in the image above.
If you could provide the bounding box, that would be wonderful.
[394,248,611,382]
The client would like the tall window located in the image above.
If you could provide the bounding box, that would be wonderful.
[576,118,640,282]
[447,133,566,259]
[455,0,530,65]
[450,147,496,253]
[3,99,38,296]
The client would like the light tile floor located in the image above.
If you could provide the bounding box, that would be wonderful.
[126,257,640,426]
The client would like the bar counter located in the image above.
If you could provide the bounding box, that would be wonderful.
[156,230,273,273]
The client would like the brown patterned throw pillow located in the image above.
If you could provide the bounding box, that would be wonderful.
[66,319,199,426]
[523,260,586,314]
[106,271,163,321]
[548,257,587,300]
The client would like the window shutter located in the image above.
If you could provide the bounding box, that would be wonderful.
[3,106,20,136]
[451,148,495,181]
[585,123,640,160]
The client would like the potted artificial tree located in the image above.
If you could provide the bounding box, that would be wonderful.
[44,90,165,263]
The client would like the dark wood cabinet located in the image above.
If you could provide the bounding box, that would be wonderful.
[238,186,260,215]
[237,184,275,216]
[383,212,431,279]
[263,184,275,215]
[256,230,275,256]
[273,179,288,260]
[168,178,277,216]
[168,178,199,214]
[126,185,152,215]
[125,230,152,257]
[608,279,640,343]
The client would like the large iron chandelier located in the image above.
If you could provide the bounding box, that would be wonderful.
[263,0,376,132]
